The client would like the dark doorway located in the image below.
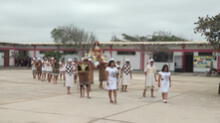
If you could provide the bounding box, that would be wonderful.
[183,53,194,72]
[14,50,30,67]
[4,50,10,67]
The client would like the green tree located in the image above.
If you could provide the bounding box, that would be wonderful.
[51,25,97,57]
[51,25,96,44]
[44,51,62,60]
[149,31,187,41]
[111,32,187,42]
[194,13,220,49]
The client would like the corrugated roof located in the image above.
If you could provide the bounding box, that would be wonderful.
[0,40,209,46]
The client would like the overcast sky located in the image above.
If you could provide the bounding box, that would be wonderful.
[0,0,219,42]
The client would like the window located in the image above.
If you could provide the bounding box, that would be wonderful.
[117,51,136,55]
[39,51,46,54]
[63,51,78,55]
[153,52,173,62]
[198,52,212,56]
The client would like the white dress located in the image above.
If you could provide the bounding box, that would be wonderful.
[159,72,171,93]
[121,65,132,85]
[145,65,156,88]
[41,61,47,73]
[59,62,65,72]
[106,67,118,90]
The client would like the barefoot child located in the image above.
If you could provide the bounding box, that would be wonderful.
[158,64,171,103]
[65,58,74,95]
[121,59,132,92]
[106,60,119,104]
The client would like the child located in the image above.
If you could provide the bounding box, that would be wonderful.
[158,64,171,103]
[106,60,119,104]
[77,57,91,98]
[65,58,74,94]
[121,59,132,92]
[143,59,156,97]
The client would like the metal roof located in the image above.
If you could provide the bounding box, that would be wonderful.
[0,40,209,46]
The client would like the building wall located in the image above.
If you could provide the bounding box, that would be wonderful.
[9,50,15,66]
[0,43,219,73]
[0,51,3,66]
[105,51,141,70]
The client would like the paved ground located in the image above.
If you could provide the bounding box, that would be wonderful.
[0,69,219,123]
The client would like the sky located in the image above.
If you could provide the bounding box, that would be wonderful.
[0,0,220,42]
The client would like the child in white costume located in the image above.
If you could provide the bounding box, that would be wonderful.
[158,64,171,103]
[106,60,119,104]
[121,59,132,92]
[143,59,157,97]
[65,58,74,95]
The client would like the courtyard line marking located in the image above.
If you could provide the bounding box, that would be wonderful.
[88,87,217,123]
[87,92,186,123]
[0,94,66,105]
[99,118,135,123]
[0,107,64,116]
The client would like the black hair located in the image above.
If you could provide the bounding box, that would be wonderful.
[162,64,169,72]
[108,60,115,67]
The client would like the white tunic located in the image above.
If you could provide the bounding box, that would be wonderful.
[65,64,74,87]
[145,65,156,87]
[159,72,171,93]
[65,73,74,87]
[121,65,132,85]
[59,62,66,72]
[106,67,118,90]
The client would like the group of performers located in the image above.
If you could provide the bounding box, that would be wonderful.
[31,42,172,104]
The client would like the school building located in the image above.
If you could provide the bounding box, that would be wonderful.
[0,41,220,73]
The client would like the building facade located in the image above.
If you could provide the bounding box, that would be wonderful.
[0,41,220,73]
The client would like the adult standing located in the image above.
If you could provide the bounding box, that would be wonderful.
[143,59,157,97]
[65,58,74,95]
[106,60,119,104]
[121,60,132,92]
[158,64,171,103]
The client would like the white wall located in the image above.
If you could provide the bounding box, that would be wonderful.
[9,50,14,66]
[62,54,79,61]
[154,62,175,72]
[109,51,141,70]
[0,52,3,66]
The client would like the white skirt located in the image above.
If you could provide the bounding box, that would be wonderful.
[122,73,131,85]
[145,73,155,87]
[159,80,170,93]
[106,79,117,90]
[65,73,74,87]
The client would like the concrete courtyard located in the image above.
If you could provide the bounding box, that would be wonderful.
[0,69,219,123]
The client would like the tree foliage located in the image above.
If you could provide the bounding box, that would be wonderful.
[194,13,220,49]
[44,51,62,60]
[51,25,96,45]
[111,31,187,42]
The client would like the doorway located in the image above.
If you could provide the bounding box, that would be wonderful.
[183,53,194,72]
[4,50,10,67]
